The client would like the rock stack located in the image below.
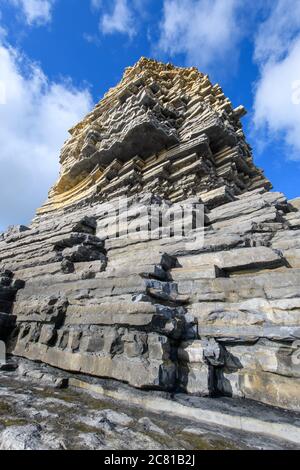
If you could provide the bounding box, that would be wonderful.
[1,58,300,412]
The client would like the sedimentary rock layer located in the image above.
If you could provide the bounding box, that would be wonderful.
[0,58,299,412]
[39,57,270,213]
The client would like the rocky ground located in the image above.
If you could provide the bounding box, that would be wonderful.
[0,361,299,450]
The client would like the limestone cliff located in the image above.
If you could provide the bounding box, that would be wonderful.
[40,57,270,213]
[0,58,300,413]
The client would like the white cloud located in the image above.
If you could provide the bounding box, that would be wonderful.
[10,0,55,26]
[83,32,101,47]
[254,0,300,63]
[100,0,136,38]
[0,39,93,231]
[90,0,102,10]
[253,0,300,159]
[0,26,7,41]
[157,0,242,72]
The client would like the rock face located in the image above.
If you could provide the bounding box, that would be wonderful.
[39,57,271,213]
[1,58,300,412]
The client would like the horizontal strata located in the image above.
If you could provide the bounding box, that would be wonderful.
[0,58,300,416]
[1,187,300,410]
[38,58,270,213]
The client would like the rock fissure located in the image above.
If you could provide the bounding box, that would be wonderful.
[0,58,300,412]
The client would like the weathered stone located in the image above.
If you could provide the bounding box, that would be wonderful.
[289,197,300,211]
[239,371,300,411]
[138,417,166,435]
[61,259,74,274]
[0,425,47,450]
[177,247,285,273]
[39,325,57,346]
[0,58,300,415]
[2,367,298,449]
[178,363,211,396]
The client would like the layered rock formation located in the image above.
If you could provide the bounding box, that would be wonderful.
[39,57,270,212]
[1,58,300,412]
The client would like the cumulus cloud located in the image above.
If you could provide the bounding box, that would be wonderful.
[100,0,136,38]
[254,0,300,63]
[90,0,152,40]
[0,39,93,231]
[10,0,55,26]
[157,0,242,72]
[253,0,300,159]
[90,0,102,11]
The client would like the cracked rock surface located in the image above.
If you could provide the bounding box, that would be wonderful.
[0,366,298,450]
[0,58,300,420]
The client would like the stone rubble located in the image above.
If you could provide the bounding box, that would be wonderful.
[0,58,299,419]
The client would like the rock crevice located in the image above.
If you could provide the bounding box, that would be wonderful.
[1,58,300,412]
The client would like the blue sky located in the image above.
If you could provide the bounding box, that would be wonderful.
[0,0,300,231]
